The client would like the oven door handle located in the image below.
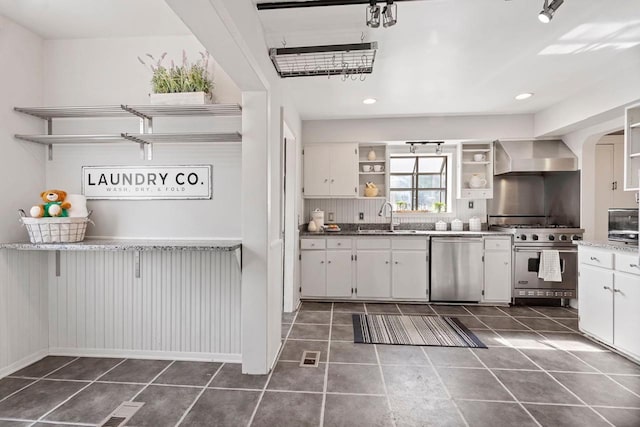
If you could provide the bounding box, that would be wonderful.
[514,248,578,253]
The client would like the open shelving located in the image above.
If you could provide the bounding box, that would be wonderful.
[13,103,243,160]
[624,103,640,191]
[456,141,494,199]
[358,144,387,199]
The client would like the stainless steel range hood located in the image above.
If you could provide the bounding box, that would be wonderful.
[494,140,578,175]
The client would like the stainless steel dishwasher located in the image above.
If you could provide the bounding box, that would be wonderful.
[430,237,484,302]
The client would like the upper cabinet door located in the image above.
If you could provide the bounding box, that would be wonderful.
[328,143,359,197]
[303,145,332,197]
[303,143,358,197]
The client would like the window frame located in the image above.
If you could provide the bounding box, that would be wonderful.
[388,154,449,212]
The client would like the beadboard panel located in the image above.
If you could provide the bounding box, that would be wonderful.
[48,250,241,359]
[0,249,49,377]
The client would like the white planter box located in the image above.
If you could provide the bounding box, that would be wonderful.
[149,92,211,105]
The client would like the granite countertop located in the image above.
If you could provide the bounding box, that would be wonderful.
[301,230,512,237]
[575,240,639,254]
[0,239,242,252]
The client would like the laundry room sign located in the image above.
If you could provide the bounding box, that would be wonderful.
[82,165,213,200]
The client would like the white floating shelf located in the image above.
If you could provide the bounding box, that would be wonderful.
[461,149,491,152]
[359,160,386,163]
[629,152,640,158]
[630,122,640,129]
[357,196,386,200]
[359,172,386,175]
[462,161,490,165]
[14,104,242,120]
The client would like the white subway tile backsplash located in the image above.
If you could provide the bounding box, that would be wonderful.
[304,198,487,224]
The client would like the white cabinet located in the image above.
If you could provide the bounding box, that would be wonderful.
[392,251,428,299]
[578,246,640,361]
[614,272,640,358]
[327,251,353,297]
[624,102,640,191]
[578,264,614,345]
[356,251,392,298]
[482,237,512,303]
[457,141,494,199]
[303,143,358,197]
[301,250,326,297]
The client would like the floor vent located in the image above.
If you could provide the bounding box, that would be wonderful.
[99,401,144,427]
[300,351,320,367]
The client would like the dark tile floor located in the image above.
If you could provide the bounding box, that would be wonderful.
[0,302,639,426]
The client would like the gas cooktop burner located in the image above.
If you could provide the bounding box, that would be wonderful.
[493,224,576,229]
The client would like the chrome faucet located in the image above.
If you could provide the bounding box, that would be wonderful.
[378,200,395,231]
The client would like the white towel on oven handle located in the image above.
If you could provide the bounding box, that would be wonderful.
[538,250,562,282]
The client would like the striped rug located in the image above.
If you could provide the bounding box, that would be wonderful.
[353,314,486,348]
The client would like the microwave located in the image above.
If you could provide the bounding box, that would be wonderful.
[608,208,638,244]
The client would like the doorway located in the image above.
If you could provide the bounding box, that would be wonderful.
[282,122,300,313]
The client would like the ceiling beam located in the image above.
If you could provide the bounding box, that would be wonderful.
[256,0,423,11]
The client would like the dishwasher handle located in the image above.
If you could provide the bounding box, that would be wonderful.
[431,238,483,243]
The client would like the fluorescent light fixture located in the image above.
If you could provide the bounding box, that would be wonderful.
[366,1,381,28]
[515,92,534,100]
[539,0,564,23]
[363,98,377,104]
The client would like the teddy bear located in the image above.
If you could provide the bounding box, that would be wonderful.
[30,190,72,218]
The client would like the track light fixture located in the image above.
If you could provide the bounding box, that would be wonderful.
[382,1,397,28]
[366,1,381,28]
[366,1,396,28]
[406,141,444,154]
[538,0,564,23]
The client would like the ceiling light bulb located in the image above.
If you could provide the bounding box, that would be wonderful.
[515,92,534,100]
[366,2,381,28]
[538,0,563,23]
[363,98,377,104]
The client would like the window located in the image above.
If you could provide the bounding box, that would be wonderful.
[389,155,448,212]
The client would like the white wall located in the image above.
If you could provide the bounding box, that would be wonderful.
[0,15,46,242]
[0,15,49,377]
[41,36,242,239]
[302,114,535,144]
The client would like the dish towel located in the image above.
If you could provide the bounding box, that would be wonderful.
[538,250,562,282]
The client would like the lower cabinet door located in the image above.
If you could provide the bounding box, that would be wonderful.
[483,250,512,303]
[613,272,640,359]
[326,250,353,297]
[578,265,614,344]
[301,250,326,297]
[392,251,428,299]
[356,250,391,298]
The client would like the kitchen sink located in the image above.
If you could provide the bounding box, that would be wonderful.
[357,229,418,235]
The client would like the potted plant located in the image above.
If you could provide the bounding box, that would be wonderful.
[433,202,446,213]
[138,51,214,104]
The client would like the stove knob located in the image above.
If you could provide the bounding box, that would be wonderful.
[559,235,568,241]
[548,235,555,241]
[572,235,582,241]
[520,234,527,241]
[532,234,539,241]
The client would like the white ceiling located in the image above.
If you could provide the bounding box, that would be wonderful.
[256,0,640,119]
[1,0,638,121]
[0,0,191,39]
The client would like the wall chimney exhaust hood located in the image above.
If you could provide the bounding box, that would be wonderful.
[494,140,578,175]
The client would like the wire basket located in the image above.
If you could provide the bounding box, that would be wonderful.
[18,210,92,243]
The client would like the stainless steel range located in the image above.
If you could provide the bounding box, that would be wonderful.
[491,224,584,299]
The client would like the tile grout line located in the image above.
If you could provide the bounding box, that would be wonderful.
[28,357,129,427]
[369,303,397,427]
[174,362,226,427]
[318,302,334,427]
[245,304,302,427]
[467,347,543,427]
[0,357,82,406]
[485,327,616,426]
[129,360,177,401]
[420,345,470,427]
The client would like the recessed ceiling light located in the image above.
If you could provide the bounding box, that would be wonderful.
[515,93,534,100]
[363,98,377,105]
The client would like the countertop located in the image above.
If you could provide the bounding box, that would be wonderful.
[301,230,513,237]
[575,240,639,254]
[0,239,242,252]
